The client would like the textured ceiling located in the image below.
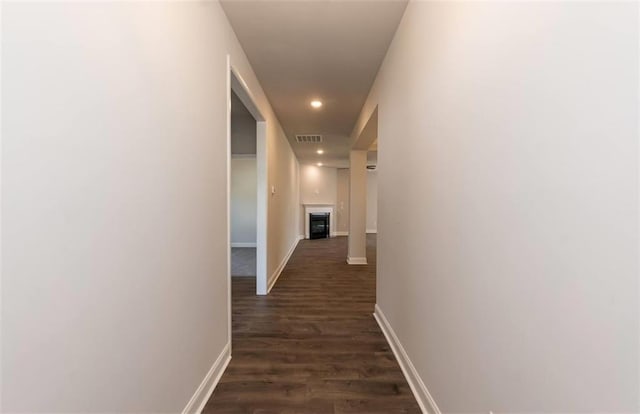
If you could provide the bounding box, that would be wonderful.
[221,0,407,167]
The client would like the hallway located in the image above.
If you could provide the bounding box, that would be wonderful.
[204,235,420,413]
[3,2,638,412]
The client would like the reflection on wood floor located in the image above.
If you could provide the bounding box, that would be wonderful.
[204,235,421,413]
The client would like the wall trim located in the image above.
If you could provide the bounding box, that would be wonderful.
[267,235,302,293]
[182,342,231,414]
[347,256,367,265]
[231,153,257,159]
[373,305,441,414]
[231,242,257,248]
[301,232,346,239]
[366,229,377,234]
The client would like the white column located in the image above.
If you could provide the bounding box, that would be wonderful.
[347,150,368,264]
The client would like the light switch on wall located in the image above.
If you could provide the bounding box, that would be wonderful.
[271,185,276,195]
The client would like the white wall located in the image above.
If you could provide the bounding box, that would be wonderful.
[299,165,337,235]
[347,150,368,262]
[336,168,350,234]
[300,165,337,205]
[366,170,377,233]
[1,2,300,412]
[264,117,300,288]
[231,158,257,246]
[354,1,639,412]
[334,168,377,235]
[231,92,257,156]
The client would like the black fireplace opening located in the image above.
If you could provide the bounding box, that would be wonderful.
[309,213,330,240]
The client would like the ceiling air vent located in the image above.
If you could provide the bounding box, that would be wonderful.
[295,134,323,144]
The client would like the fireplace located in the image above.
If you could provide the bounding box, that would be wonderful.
[303,204,334,239]
[309,213,330,239]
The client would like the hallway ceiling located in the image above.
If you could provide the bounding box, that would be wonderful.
[221,0,408,167]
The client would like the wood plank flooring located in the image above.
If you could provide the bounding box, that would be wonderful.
[203,235,421,413]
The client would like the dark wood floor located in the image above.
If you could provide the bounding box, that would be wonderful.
[203,235,421,413]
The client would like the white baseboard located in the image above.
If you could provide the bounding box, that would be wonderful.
[267,235,302,293]
[366,229,377,234]
[373,305,440,414]
[347,256,367,265]
[182,342,231,414]
[231,242,257,248]
[334,231,349,236]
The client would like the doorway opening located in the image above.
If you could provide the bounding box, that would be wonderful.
[347,105,378,265]
[228,63,268,309]
[230,91,258,278]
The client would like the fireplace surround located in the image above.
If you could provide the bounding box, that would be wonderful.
[303,204,334,239]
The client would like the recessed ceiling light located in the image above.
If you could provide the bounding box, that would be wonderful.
[310,100,323,108]
[317,149,324,154]
[317,162,323,167]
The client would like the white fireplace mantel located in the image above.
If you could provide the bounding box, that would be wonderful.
[303,204,335,239]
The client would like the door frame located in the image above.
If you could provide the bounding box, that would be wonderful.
[226,55,269,348]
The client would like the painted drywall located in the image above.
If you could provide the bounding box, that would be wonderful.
[300,165,337,205]
[366,170,377,233]
[354,1,639,412]
[265,115,300,286]
[231,91,257,156]
[335,168,377,235]
[231,158,257,245]
[1,1,299,412]
[299,165,337,236]
[336,168,350,234]
[347,151,368,262]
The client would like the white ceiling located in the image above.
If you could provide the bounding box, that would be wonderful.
[221,0,408,167]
